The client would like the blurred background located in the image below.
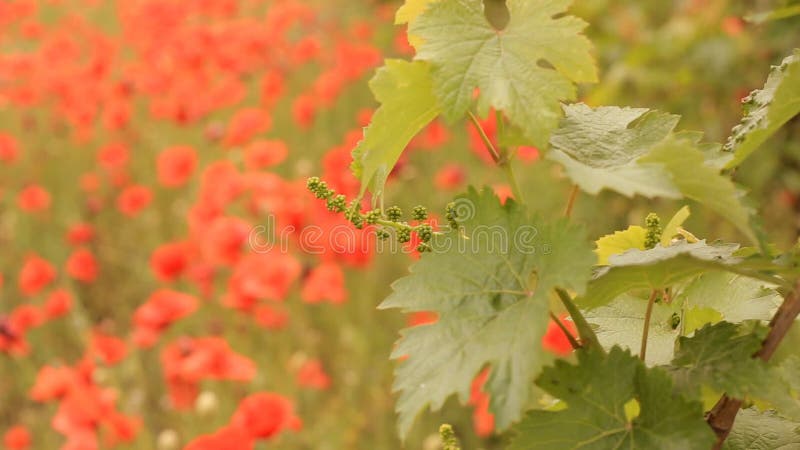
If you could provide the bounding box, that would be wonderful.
[0,0,798,448]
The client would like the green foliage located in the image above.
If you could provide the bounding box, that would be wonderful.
[640,135,758,244]
[724,50,800,168]
[548,104,681,197]
[586,294,680,365]
[594,225,646,265]
[723,409,800,450]
[579,240,747,309]
[409,0,596,147]
[379,188,593,437]
[348,2,800,447]
[350,59,440,199]
[677,273,781,324]
[509,347,715,450]
[670,322,770,399]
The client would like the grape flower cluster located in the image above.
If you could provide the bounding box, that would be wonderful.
[307,177,461,253]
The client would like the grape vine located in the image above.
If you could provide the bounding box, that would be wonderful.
[312,0,800,448]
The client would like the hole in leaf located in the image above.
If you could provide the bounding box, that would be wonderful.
[483,0,510,30]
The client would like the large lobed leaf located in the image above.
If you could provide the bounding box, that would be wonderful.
[548,104,681,197]
[548,104,758,243]
[579,240,744,309]
[379,187,593,437]
[723,409,800,450]
[723,50,800,169]
[586,273,783,365]
[669,322,800,419]
[669,322,770,399]
[351,59,440,199]
[509,347,715,450]
[640,135,758,244]
[410,0,597,148]
[586,294,680,366]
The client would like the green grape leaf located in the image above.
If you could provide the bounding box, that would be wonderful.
[410,0,597,148]
[723,409,800,450]
[724,50,800,168]
[682,306,723,335]
[395,0,436,24]
[778,356,800,393]
[579,240,743,309]
[509,347,715,450]
[548,104,682,197]
[677,272,781,324]
[640,136,758,244]
[351,59,440,200]
[586,294,680,365]
[670,322,770,399]
[379,187,593,437]
[595,225,646,265]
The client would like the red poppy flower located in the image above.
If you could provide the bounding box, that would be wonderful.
[96,142,129,171]
[116,184,152,217]
[434,164,466,191]
[201,216,251,267]
[88,330,128,365]
[150,243,189,283]
[466,111,498,164]
[468,369,495,437]
[3,425,31,449]
[244,139,288,170]
[185,425,254,450]
[223,108,271,147]
[230,392,302,439]
[296,359,331,390]
[291,94,316,129]
[517,146,540,162]
[18,253,57,296]
[132,289,198,348]
[407,311,438,327]
[66,223,94,246]
[157,145,197,187]
[300,262,347,304]
[161,337,257,409]
[65,248,99,283]
[259,70,285,107]
[29,365,77,402]
[0,133,20,164]
[228,252,302,302]
[44,289,73,318]
[17,184,51,213]
[253,304,289,330]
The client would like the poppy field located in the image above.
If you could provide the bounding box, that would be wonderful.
[1,0,799,449]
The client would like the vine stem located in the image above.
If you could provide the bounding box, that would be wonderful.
[639,290,659,361]
[467,111,501,163]
[706,279,800,449]
[564,184,579,218]
[467,110,526,205]
[555,288,601,350]
[549,311,581,350]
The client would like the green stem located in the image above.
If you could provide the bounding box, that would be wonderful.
[564,184,579,218]
[555,288,601,350]
[502,162,525,205]
[467,111,500,163]
[549,311,581,350]
[640,290,659,361]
